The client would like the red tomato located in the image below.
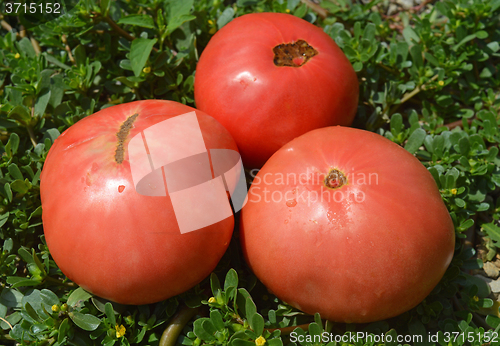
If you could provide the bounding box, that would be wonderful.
[240,126,455,323]
[194,12,359,168]
[41,100,237,305]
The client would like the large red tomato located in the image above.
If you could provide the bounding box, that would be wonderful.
[240,126,455,323]
[194,12,359,168]
[41,100,238,305]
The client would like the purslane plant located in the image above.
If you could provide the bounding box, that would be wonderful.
[1,0,500,345]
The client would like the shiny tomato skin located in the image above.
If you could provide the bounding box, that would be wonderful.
[240,126,455,323]
[41,100,237,305]
[194,12,359,168]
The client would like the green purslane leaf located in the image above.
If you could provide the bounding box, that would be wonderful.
[245,297,256,322]
[193,318,217,341]
[40,289,60,307]
[18,247,34,264]
[67,287,93,307]
[482,223,500,243]
[390,113,403,136]
[458,137,470,156]
[210,272,221,294]
[402,26,420,45]
[58,318,71,344]
[453,34,477,51]
[237,0,259,7]
[0,213,10,228]
[8,105,31,126]
[34,88,51,118]
[70,311,101,331]
[118,14,156,29]
[7,276,41,288]
[10,179,29,194]
[104,302,116,326]
[129,38,158,77]
[0,288,24,308]
[5,132,20,157]
[8,163,23,180]
[409,44,423,69]
[404,128,426,154]
[250,313,264,335]
[224,268,238,290]
[308,322,322,337]
[100,0,111,16]
[16,37,36,58]
[267,338,283,346]
[166,0,196,34]
[231,339,255,346]
[218,7,235,29]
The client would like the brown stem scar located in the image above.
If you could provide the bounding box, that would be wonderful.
[115,113,139,164]
[324,169,347,189]
[273,39,318,67]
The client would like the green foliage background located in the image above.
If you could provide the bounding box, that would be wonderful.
[1,0,500,345]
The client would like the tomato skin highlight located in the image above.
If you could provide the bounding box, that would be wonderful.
[240,126,455,323]
[194,12,359,168]
[41,100,237,305]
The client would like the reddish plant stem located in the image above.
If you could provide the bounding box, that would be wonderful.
[30,36,41,55]
[1,19,13,32]
[300,0,327,19]
[101,14,159,52]
[102,15,135,41]
[61,35,75,64]
[159,306,199,346]
[444,117,474,130]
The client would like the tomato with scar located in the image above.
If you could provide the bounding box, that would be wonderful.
[240,126,455,323]
[194,12,359,168]
[40,100,238,304]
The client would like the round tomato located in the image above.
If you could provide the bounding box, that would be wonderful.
[41,100,237,305]
[194,12,359,168]
[240,126,455,323]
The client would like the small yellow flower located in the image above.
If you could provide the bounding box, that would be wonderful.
[14,53,20,59]
[143,67,151,73]
[473,295,479,302]
[208,19,214,25]
[285,9,290,13]
[255,336,266,346]
[115,324,126,338]
[51,304,60,312]
[379,24,383,28]
[438,80,444,86]
[209,27,217,35]
[208,297,216,304]
[451,188,457,195]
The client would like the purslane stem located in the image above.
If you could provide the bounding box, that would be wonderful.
[27,126,38,148]
[159,306,199,346]
[43,275,76,288]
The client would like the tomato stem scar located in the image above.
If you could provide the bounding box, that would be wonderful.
[115,113,139,164]
[273,39,318,67]
[324,169,347,189]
